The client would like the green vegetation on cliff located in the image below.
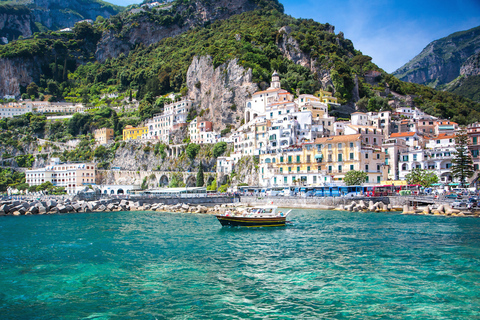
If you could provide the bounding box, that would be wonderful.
[0,0,478,127]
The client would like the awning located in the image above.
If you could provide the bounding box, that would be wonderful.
[315,154,323,159]
[431,183,443,186]
[448,183,459,186]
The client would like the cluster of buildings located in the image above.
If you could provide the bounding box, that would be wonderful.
[216,72,477,188]
[122,98,222,145]
[23,72,480,193]
[0,101,85,119]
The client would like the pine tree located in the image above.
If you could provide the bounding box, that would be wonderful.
[196,162,204,187]
[451,130,475,187]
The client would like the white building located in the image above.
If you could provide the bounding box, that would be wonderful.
[0,103,32,118]
[25,158,96,195]
[145,98,193,143]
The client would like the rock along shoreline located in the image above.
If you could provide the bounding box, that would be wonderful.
[0,198,246,216]
[1,198,478,219]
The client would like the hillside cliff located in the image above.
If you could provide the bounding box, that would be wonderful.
[0,0,122,41]
[393,25,480,87]
[186,56,257,131]
[95,0,275,62]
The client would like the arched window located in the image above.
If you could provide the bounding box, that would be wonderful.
[402,163,407,171]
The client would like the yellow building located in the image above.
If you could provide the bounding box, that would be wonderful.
[94,128,114,145]
[315,89,338,105]
[123,125,148,141]
[259,134,387,186]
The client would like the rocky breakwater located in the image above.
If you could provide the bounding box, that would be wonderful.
[334,200,403,213]
[401,204,480,218]
[0,199,244,216]
[333,200,480,218]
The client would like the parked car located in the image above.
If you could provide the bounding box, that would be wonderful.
[446,193,458,199]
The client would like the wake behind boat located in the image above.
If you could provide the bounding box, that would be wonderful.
[215,205,292,227]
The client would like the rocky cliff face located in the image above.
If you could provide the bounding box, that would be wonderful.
[0,58,36,96]
[0,11,34,41]
[96,0,258,62]
[276,25,337,92]
[0,0,121,41]
[393,25,480,87]
[30,0,120,29]
[460,52,480,77]
[186,55,258,131]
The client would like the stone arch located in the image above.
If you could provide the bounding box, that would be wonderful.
[159,175,169,187]
[206,175,215,186]
[110,190,115,194]
[117,189,124,195]
[185,175,196,187]
[218,174,229,186]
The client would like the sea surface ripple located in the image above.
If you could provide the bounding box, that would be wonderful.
[1,210,480,319]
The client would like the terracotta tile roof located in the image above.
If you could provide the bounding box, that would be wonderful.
[436,121,458,125]
[346,124,379,130]
[253,88,287,95]
[351,112,366,115]
[390,132,416,138]
[314,134,362,144]
[267,101,294,106]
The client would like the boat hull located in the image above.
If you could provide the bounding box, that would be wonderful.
[215,215,287,227]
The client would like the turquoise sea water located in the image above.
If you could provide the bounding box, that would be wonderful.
[1,210,480,319]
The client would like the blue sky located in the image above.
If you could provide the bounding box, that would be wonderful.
[108,0,480,73]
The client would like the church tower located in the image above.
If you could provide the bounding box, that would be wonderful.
[270,70,281,89]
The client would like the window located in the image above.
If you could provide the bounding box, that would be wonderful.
[365,153,369,159]
[365,165,369,171]
[350,142,354,148]
[296,155,301,163]
[377,176,381,183]
[338,143,342,149]
[338,165,342,172]
[280,168,283,173]
[328,166,332,173]
[284,177,288,184]
[280,156,284,162]
[377,164,380,171]
[350,165,354,170]
[288,167,292,172]
[307,166,310,172]
[274,177,277,184]
[313,176,317,183]
[288,156,292,163]
[297,166,300,172]
[437,140,440,144]
[413,154,417,161]
[328,144,332,150]
[474,137,478,144]
[307,155,311,163]
[350,153,354,160]
[338,154,343,162]
[402,155,409,162]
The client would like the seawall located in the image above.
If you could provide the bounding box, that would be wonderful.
[239,196,410,209]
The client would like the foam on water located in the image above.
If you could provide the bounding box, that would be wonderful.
[1,210,480,319]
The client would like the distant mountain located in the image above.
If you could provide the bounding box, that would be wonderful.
[0,0,123,41]
[393,25,480,90]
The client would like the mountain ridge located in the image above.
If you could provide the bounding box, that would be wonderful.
[393,25,480,89]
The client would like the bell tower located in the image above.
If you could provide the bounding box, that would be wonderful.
[270,70,281,89]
